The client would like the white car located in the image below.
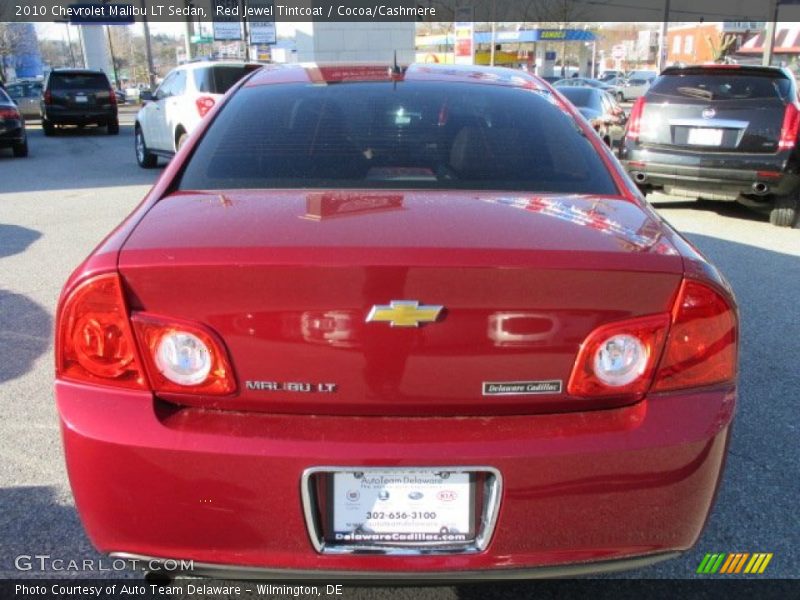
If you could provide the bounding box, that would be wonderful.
[612,76,655,102]
[135,61,261,168]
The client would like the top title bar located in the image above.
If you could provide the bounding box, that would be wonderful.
[1,0,798,23]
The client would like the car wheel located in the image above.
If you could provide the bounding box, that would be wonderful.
[135,126,157,168]
[107,120,119,135]
[42,119,54,136]
[12,139,28,157]
[176,130,188,151]
[769,193,799,227]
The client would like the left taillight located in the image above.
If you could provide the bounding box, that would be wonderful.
[0,108,20,120]
[131,313,236,395]
[195,95,215,117]
[57,272,236,396]
[56,273,147,389]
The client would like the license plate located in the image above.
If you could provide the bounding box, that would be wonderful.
[688,127,723,146]
[331,469,473,545]
[75,95,88,103]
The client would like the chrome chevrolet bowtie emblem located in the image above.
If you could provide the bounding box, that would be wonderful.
[702,107,716,119]
[366,301,444,327]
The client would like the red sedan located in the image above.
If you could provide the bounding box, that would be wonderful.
[56,64,737,579]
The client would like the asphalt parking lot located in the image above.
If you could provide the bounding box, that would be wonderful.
[0,107,798,591]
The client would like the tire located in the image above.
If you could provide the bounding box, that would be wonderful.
[616,92,625,102]
[135,126,157,168]
[42,119,54,136]
[107,120,119,135]
[12,140,28,157]
[769,193,799,227]
[176,130,188,151]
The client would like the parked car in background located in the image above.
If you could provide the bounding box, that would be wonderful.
[553,77,615,91]
[0,87,28,157]
[627,69,659,81]
[5,80,42,118]
[598,70,625,82]
[40,69,118,135]
[58,63,738,579]
[620,64,800,227]
[557,86,627,147]
[134,61,261,167]
[613,76,655,102]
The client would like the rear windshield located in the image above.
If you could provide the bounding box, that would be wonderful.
[559,88,601,110]
[49,73,109,91]
[193,65,259,94]
[650,72,792,101]
[179,81,618,195]
[0,89,11,104]
[7,82,41,99]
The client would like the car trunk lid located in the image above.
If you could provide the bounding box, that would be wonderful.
[118,190,683,416]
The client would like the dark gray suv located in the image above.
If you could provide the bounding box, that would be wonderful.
[40,69,118,135]
[620,65,800,227]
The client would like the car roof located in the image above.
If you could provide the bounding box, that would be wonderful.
[245,63,546,90]
[661,64,789,78]
[49,69,107,75]
[178,61,261,70]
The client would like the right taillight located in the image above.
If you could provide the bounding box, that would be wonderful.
[778,102,800,151]
[652,279,737,392]
[625,97,646,141]
[43,90,52,105]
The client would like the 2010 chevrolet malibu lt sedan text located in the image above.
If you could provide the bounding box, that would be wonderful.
[55,64,738,580]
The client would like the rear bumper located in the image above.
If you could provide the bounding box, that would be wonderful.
[57,381,735,576]
[621,146,799,197]
[44,106,117,125]
[0,125,24,145]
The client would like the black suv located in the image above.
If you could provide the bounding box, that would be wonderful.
[620,65,800,227]
[40,69,118,135]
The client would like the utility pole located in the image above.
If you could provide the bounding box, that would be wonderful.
[64,23,76,67]
[139,0,156,88]
[183,0,194,61]
[657,0,671,72]
[762,0,779,67]
[106,26,120,88]
[489,0,496,67]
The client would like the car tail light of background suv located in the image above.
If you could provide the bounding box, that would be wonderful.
[624,97,646,141]
[0,107,21,120]
[196,96,216,117]
[778,102,800,150]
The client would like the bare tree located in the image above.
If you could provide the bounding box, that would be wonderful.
[0,24,23,84]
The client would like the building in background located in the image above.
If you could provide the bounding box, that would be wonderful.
[737,24,800,68]
[665,22,763,66]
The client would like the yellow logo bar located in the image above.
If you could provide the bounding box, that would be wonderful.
[366,301,443,328]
